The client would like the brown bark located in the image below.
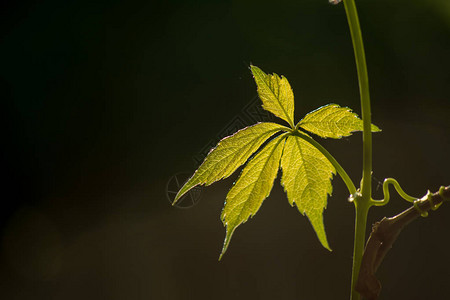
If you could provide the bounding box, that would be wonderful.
[355,186,450,300]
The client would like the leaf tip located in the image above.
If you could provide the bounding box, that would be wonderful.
[250,65,264,77]
[371,124,382,132]
[174,185,185,200]
[318,235,332,252]
[219,224,236,261]
[173,182,194,206]
[306,209,332,252]
[322,238,332,252]
[218,251,225,261]
[172,191,182,206]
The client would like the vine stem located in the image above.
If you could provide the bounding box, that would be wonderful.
[343,0,373,299]
[350,198,370,300]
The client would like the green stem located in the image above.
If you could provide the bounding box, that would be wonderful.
[343,0,373,299]
[350,197,370,300]
[344,0,372,199]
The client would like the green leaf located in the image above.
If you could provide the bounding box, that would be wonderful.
[251,65,295,128]
[220,134,286,259]
[280,135,336,250]
[297,104,381,139]
[174,122,285,203]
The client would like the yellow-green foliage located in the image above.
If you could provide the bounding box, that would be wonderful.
[174,66,380,259]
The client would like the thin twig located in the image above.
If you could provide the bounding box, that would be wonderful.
[355,186,450,300]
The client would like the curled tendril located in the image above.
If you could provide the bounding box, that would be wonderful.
[370,178,418,206]
[439,186,450,202]
[413,198,429,217]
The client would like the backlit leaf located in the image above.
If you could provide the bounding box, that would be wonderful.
[280,135,336,250]
[174,122,285,203]
[175,65,385,258]
[220,134,286,259]
[251,65,295,127]
[297,104,381,139]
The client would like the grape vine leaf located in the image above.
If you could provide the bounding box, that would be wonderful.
[220,134,286,259]
[297,104,381,139]
[250,65,295,128]
[174,122,284,202]
[280,135,335,250]
[174,65,381,259]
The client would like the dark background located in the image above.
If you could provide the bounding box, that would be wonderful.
[1,0,449,299]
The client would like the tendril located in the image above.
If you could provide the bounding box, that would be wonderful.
[370,178,418,206]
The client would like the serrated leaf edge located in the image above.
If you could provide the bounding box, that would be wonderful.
[251,65,295,128]
[297,103,381,139]
[219,134,287,260]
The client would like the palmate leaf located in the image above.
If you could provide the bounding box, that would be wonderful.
[220,134,286,259]
[297,104,381,139]
[280,135,336,250]
[174,122,284,203]
[176,65,383,259]
[251,65,295,128]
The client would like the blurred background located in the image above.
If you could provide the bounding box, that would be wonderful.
[1,0,449,299]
